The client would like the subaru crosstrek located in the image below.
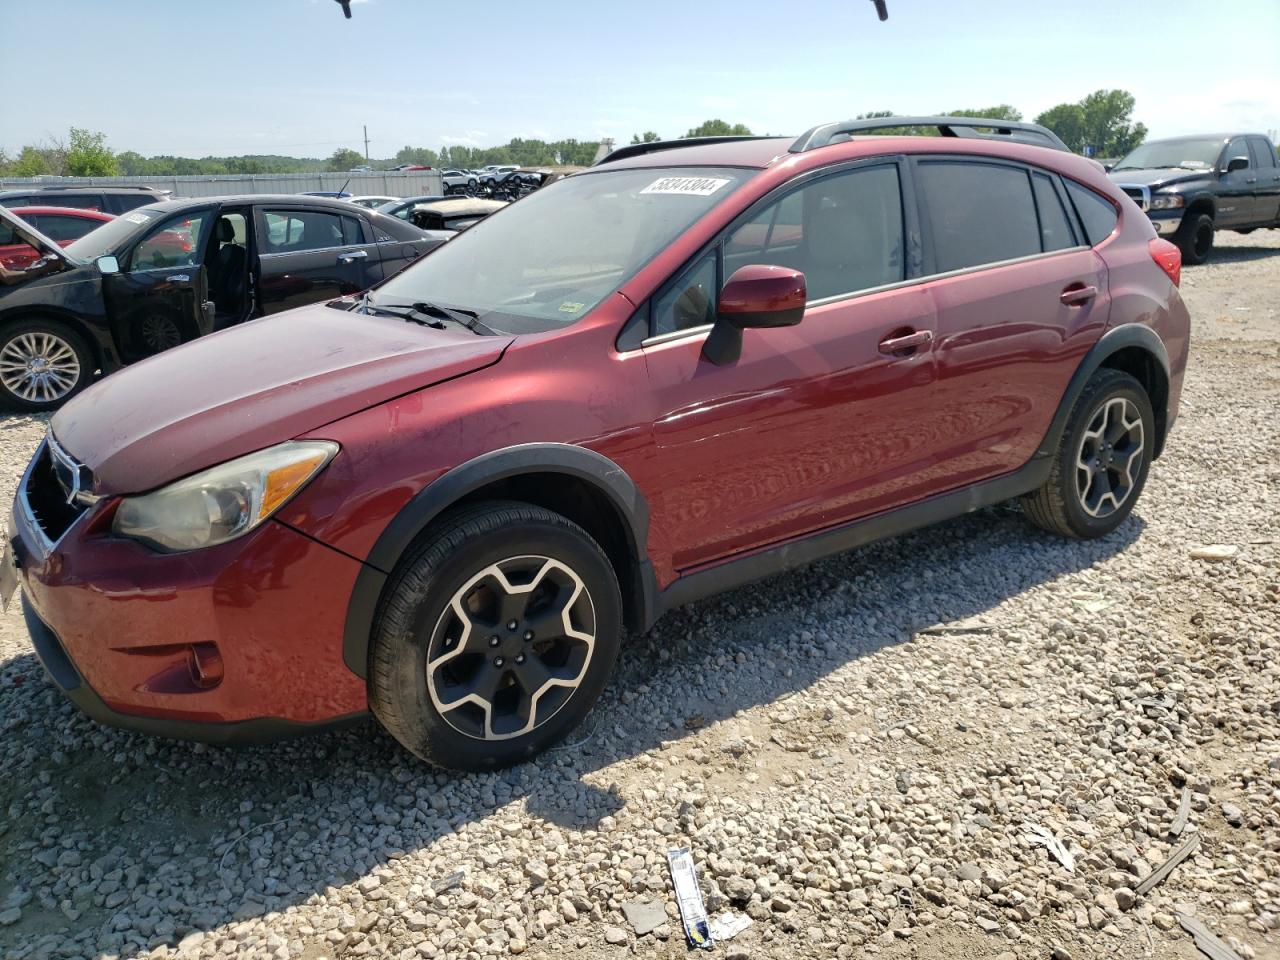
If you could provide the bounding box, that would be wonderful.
[8,118,1190,770]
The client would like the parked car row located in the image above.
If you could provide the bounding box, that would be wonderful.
[0,195,449,408]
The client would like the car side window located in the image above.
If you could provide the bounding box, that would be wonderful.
[1031,173,1077,252]
[129,212,210,270]
[724,164,904,301]
[262,210,348,253]
[917,161,1041,272]
[1063,181,1119,247]
[1248,138,1276,169]
[652,252,717,337]
[29,215,96,243]
[342,216,365,245]
[1225,138,1252,170]
[42,195,102,211]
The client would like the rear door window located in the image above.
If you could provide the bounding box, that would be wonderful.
[1063,180,1119,246]
[1248,137,1276,169]
[916,161,1041,272]
[263,210,356,252]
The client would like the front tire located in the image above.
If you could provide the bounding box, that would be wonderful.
[0,319,93,411]
[1021,369,1154,539]
[1175,212,1214,265]
[368,501,622,770]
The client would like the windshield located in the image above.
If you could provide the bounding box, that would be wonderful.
[1113,138,1224,172]
[64,207,162,261]
[372,166,747,334]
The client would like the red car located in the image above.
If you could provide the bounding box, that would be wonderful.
[0,207,114,269]
[8,118,1189,770]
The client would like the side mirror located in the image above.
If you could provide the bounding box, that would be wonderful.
[96,255,120,276]
[1226,156,1249,173]
[702,265,806,366]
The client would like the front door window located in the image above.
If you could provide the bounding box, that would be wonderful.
[129,212,212,270]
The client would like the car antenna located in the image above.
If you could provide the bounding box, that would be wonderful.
[335,0,352,17]
[870,0,888,19]
[339,178,351,196]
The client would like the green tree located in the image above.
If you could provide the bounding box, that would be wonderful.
[946,104,1023,121]
[12,146,55,177]
[682,119,753,138]
[65,128,119,177]
[630,131,662,144]
[327,147,365,171]
[1035,89,1146,156]
[1034,103,1087,151]
[394,145,440,167]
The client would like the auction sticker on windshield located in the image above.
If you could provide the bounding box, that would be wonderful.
[640,177,731,197]
[125,212,152,225]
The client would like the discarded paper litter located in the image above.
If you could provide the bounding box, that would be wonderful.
[1189,544,1238,561]
[667,846,713,948]
[708,911,752,941]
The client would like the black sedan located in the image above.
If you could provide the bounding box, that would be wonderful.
[0,196,447,410]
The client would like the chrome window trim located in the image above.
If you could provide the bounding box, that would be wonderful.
[635,244,1090,350]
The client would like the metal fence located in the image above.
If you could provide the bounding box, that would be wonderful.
[0,171,444,199]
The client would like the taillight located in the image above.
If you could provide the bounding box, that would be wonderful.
[1149,238,1181,287]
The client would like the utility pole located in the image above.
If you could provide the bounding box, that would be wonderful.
[363,126,370,162]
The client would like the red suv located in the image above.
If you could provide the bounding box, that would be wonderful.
[8,119,1189,770]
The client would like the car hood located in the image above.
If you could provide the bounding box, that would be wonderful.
[52,302,512,495]
[1107,167,1208,188]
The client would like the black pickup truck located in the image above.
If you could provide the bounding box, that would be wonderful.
[1108,133,1280,263]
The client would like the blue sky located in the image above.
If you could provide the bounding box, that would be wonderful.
[4,0,1278,157]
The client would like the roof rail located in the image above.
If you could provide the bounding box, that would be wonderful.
[594,135,776,166]
[790,116,1069,153]
[38,184,164,192]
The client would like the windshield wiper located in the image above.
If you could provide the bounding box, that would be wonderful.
[412,301,498,336]
[356,293,445,328]
[356,293,497,335]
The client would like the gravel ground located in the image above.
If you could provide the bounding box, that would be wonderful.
[1,231,1277,960]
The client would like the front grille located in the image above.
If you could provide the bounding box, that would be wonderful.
[1118,185,1149,211]
[23,440,91,544]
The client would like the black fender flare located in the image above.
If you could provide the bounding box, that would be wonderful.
[1035,323,1170,462]
[342,443,653,678]
[1181,191,1217,220]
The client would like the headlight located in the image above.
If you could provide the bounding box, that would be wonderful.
[113,441,338,552]
[1150,194,1184,210]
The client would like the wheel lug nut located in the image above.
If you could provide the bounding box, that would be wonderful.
[488,636,499,647]
[507,620,518,631]
[515,654,526,664]
[523,630,534,641]
[494,656,505,667]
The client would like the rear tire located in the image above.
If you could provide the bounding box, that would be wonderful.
[1021,369,1154,539]
[368,501,622,771]
[0,319,93,411]
[1175,212,1214,265]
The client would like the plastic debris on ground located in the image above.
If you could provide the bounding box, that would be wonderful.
[1023,823,1075,872]
[708,911,752,941]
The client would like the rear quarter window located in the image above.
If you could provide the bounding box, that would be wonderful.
[1063,180,1119,246]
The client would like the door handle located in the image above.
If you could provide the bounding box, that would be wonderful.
[877,329,933,355]
[338,249,369,263]
[166,274,190,283]
[1060,284,1097,306]
[1245,177,1257,184]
